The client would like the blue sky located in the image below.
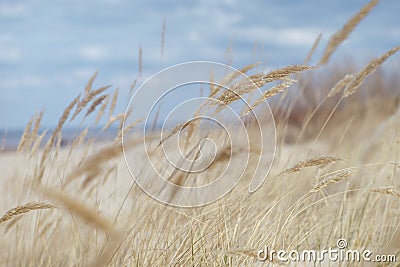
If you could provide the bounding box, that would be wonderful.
[0,0,399,129]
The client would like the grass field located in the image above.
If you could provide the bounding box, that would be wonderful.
[1,0,399,266]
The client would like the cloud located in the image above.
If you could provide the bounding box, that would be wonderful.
[0,3,29,18]
[74,67,97,80]
[0,47,21,63]
[78,45,108,61]
[1,75,49,89]
[236,26,322,48]
[0,33,13,42]
[276,28,322,46]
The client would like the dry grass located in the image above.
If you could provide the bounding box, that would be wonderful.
[311,170,354,192]
[278,156,343,176]
[343,46,400,97]
[214,65,312,111]
[42,189,116,237]
[85,94,109,118]
[371,187,400,198]
[318,0,380,66]
[1,2,400,266]
[16,115,33,152]
[0,202,55,224]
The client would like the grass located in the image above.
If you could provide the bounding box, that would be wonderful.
[1,0,400,265]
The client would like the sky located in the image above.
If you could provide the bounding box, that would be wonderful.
[0,0,399,129]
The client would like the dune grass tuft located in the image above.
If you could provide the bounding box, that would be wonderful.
[0,202,55,224]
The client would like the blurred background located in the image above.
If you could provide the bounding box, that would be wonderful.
[0,0,399,131]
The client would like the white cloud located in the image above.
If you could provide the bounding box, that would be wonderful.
[237,26,322,47]
[0,47,21,62]
[101,0,122,3]
[0,33,13,42]
[78,45,108,61]
[0,3,29,17]
[174,4,241,31]
[199,0,240,8]
[276,28,321,46]
[188,31,203,43]
[1,75,48,89]
[74,67,97,80]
